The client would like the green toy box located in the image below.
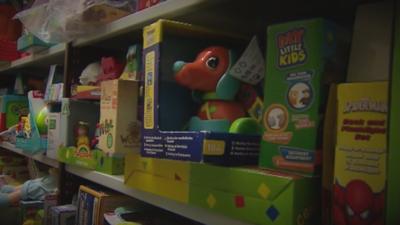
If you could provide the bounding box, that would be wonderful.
[17,33,54,53]
[0,95,28,132]
[189,164,320,225]
[56,98,124,174]
[260,18,349,176]
[124,153,319,225]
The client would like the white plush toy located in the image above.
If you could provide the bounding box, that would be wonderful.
[79,62,101,85]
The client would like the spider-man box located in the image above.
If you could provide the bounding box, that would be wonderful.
[259,18,350,176]
[333,82,388,225]
[141,19,263,165]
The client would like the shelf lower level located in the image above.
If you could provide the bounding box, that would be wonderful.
[65,165,252,225]
[0,142,60,168]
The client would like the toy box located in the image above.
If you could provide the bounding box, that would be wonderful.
[0,95,28,132]
[77,185,138,225]
[20,200,44,225]
[16,91,48,153]
[321,84,337,224]
[333,82,387,225]
[119,44,142,81]
[57,98,99,169]
[43,193,59,225]
[124,153,319,225]
[141,19,261,165]
[17,33,54,53]
[51,204,76,225]
[99,79,140,154]
[56,98,125,174]
[386,4,400,223]
[259,18,349,176]
[47,112,61,159]
[346,2,392,82]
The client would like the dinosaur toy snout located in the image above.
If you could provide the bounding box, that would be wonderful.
[173,46,230,92]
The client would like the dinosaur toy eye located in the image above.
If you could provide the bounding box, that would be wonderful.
[206,57,219,70]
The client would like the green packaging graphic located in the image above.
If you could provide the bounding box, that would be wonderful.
[259,18,349,176]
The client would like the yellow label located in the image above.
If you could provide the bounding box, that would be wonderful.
[203,140,225,156]
[143,21,162,48]
[335,82,388,192]
[144,51,155,129]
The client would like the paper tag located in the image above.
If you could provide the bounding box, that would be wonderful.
[230,36,265,85]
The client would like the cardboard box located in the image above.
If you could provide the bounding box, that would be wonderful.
[99,79,140,154]
[346,2,393,82]
[51,204,77,225]
[124,153,319,225]
[124,153,189,203]
[0,95,28,132]
[17,33,54,53]
[77,185,139,225]
[43,193,59,225]
[141,19,260,165]
[260,18,349,176]
[20,200,44,225]
[333,82,387,225]
[47,112,62,159]
[57,98,99,169]
[321,84,337,224]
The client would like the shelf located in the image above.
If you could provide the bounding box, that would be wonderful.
[73,0,217,47]
[65,165,252,225]
[0,142,60,168]
[0,43,66,73]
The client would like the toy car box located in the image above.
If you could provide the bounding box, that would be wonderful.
[141,19,260,165]
[333,82,388,225]
[259,18,350,176]
[0,94,28,132]
[125,153,319,225]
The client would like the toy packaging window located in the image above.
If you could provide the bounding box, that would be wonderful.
[141,20,262,165]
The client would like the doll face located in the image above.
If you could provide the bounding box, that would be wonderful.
[77,126,88,136]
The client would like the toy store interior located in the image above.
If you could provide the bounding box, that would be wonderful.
[0,0,398,224]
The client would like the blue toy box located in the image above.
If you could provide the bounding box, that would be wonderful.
[141,20,262,166]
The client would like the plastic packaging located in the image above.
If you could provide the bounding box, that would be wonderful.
[14,0,136,43]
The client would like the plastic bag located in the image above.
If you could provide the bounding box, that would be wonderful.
[14,0,136,43]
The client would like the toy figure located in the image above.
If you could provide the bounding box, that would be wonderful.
[333,180,384,225]
[120,45,141,81]
[21,115,31,138]
[91,123,100,149]
[76,121,90,150]
[79,62,101,85]
[96,57,124,84]
[173,46,262,134]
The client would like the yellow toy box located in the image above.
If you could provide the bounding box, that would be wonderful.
[333,82,387,225]
[99,79,140,154]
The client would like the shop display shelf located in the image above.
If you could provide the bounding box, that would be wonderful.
[0,142,60,168]
[73,0,218,47]
[65,164,252,225]
[0,43,66,73]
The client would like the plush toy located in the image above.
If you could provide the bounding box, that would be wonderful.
[96,57,124,84]
[79,62,101,85]
[173,46,262,134]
